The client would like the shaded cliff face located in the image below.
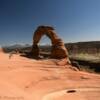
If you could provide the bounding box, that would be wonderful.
[65,41,100,55]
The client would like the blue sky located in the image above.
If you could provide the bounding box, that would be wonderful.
[0,0,100,46]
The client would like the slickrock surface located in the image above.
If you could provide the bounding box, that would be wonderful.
[0,51,100,100]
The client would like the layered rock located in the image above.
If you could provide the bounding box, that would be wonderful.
[66,41,100,55]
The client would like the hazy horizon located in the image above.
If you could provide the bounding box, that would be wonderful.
[0,0,100,46]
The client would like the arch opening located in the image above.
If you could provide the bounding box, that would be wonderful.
[38,35,51,46]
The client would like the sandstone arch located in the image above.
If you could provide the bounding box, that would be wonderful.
[31,26,70,62]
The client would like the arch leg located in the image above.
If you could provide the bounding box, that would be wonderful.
[31,44,40,58]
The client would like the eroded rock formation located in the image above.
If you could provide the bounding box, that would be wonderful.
[31,25,70,64]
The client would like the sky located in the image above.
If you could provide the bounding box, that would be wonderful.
[0,0,100,46]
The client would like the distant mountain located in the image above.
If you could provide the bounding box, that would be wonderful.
[2,44,31,52]
[4,44,31,49]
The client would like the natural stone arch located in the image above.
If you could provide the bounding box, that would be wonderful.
[31,25,70,61]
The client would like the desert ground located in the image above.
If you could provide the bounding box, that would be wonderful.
[0,49,100,100]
